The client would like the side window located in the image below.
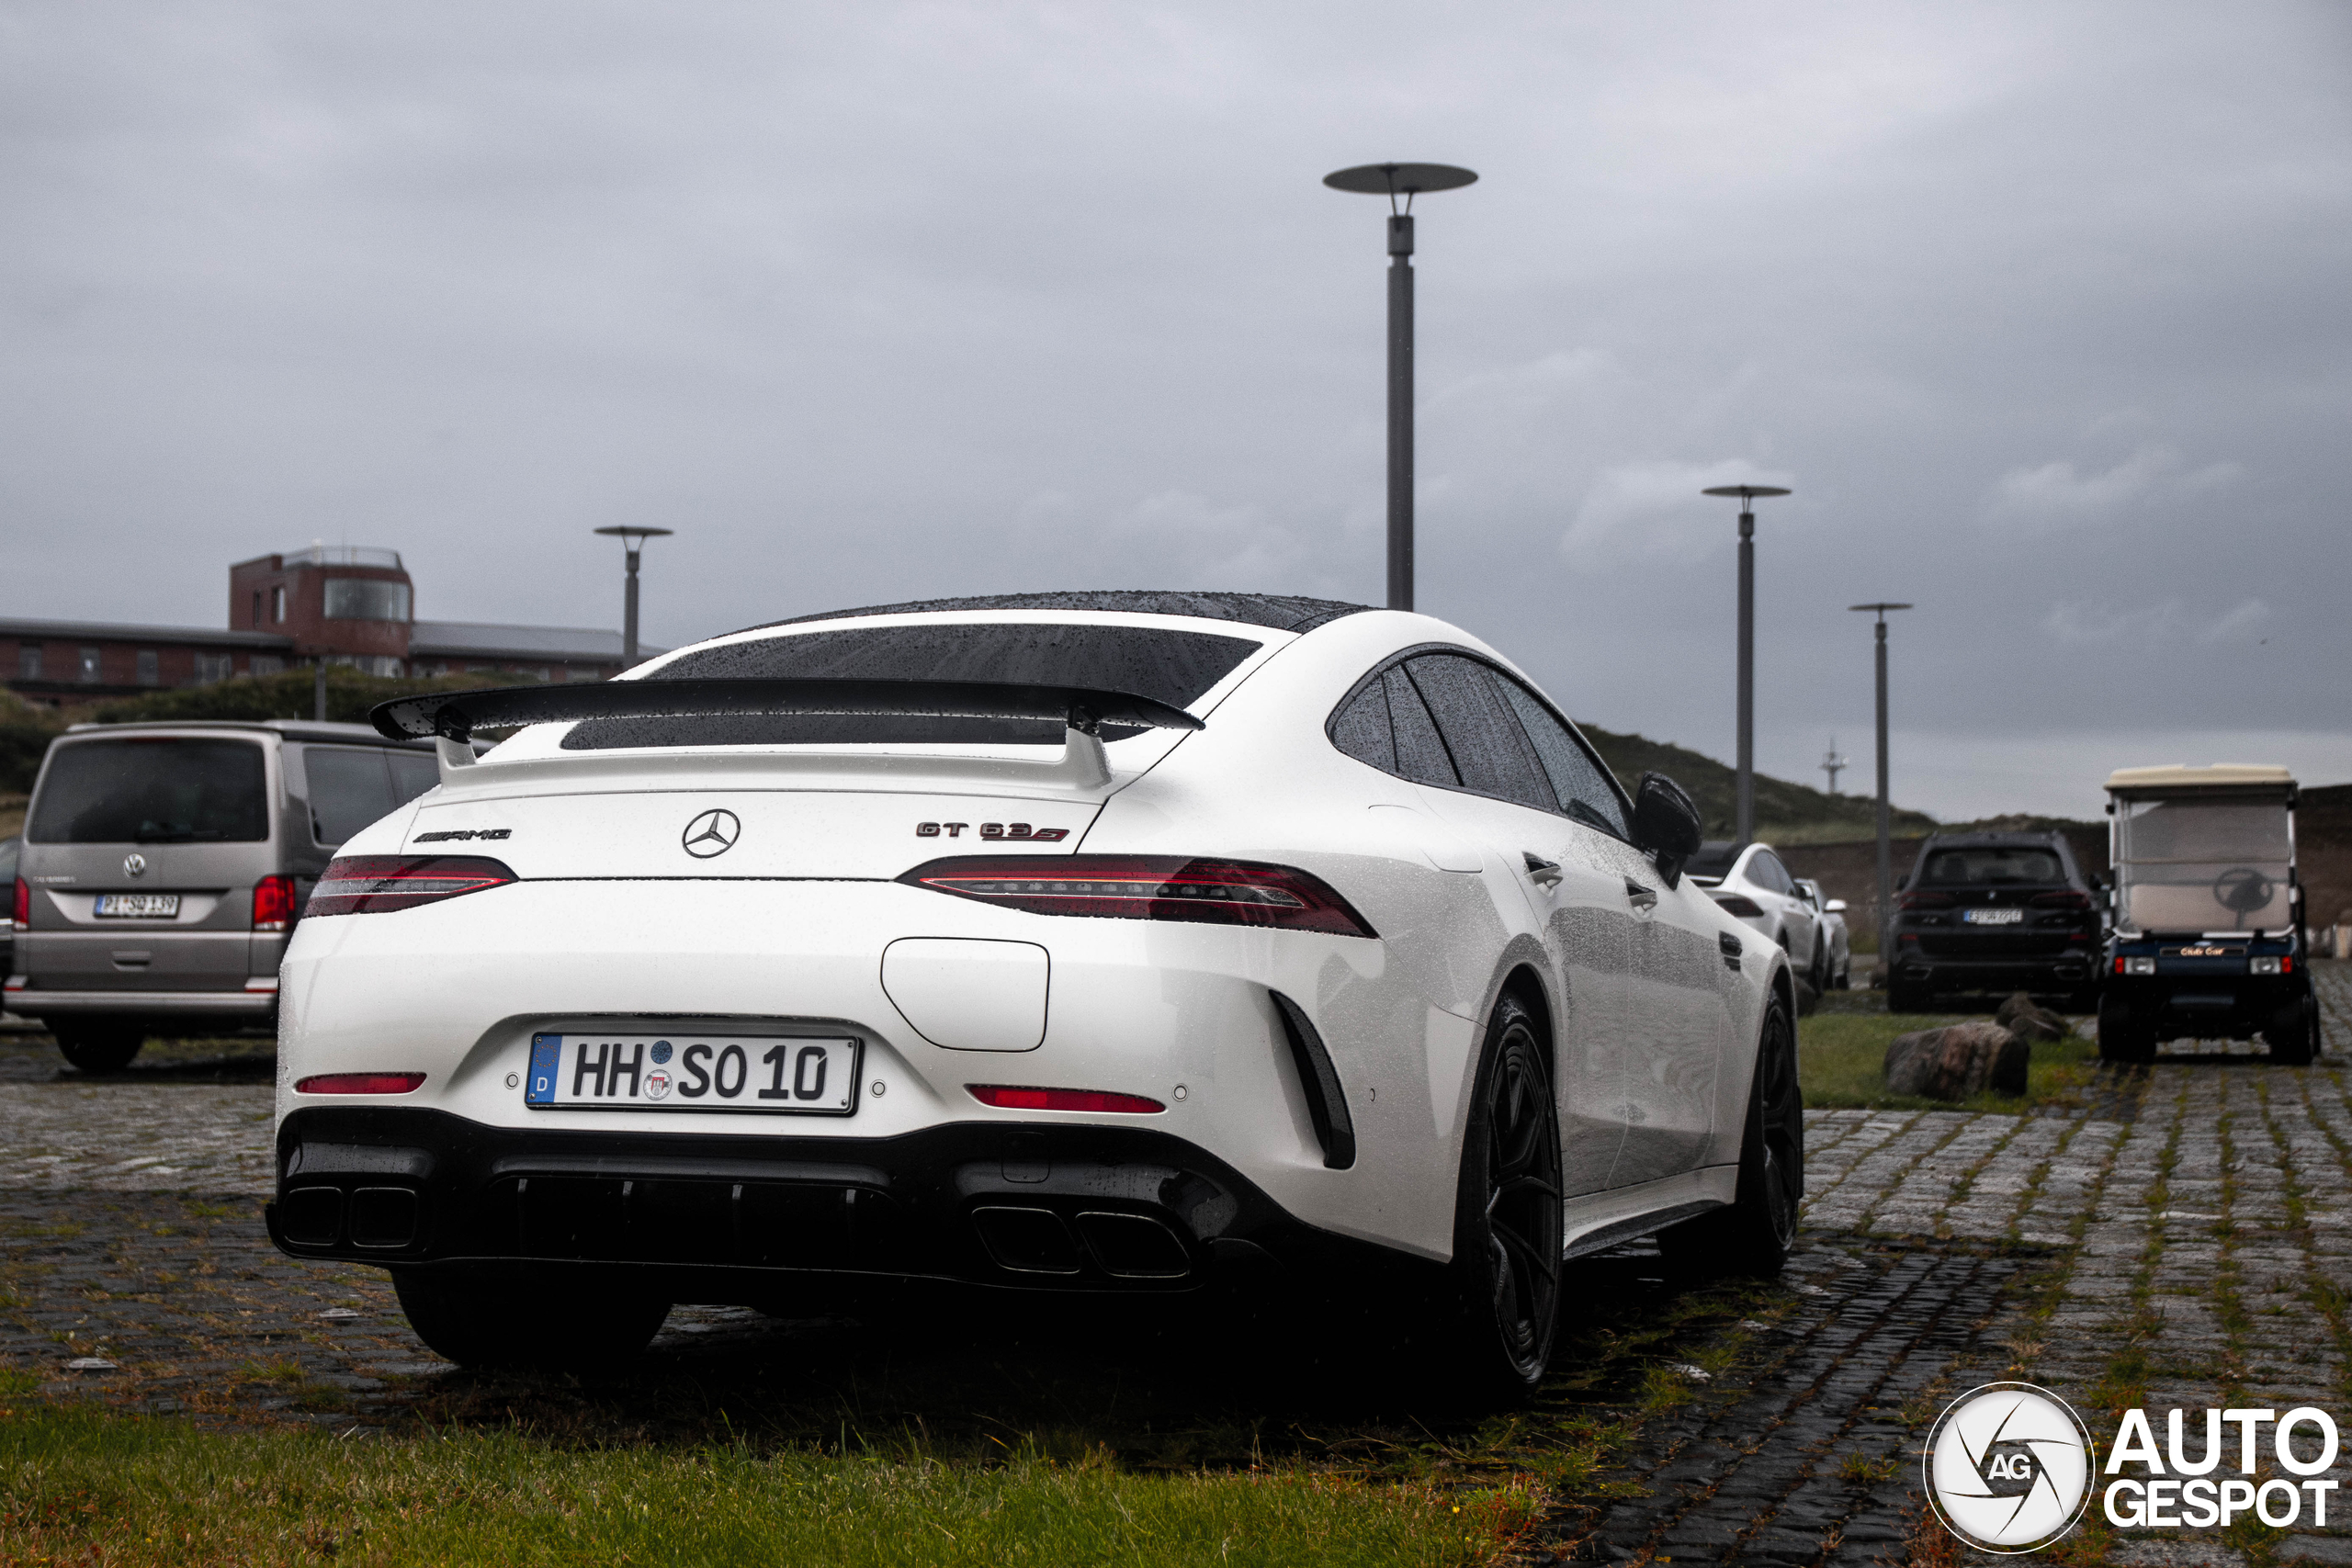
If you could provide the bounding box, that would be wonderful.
[1381,668,1457,787]
[1491,676,1629,838]
[301,748,398,846]
[1404,655,1553,813]
[1327,680,1396,773]
[386,751,440,806]
[1751,853,1793,895]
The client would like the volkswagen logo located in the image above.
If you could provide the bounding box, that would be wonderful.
[681,808,741,859]
[122,853,148,878]
[1924,1382,2095,1552]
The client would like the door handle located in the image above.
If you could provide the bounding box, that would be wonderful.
[1522,853,1564,888]
[1624,878,1658,910]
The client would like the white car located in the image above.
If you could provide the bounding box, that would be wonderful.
[1682,840,1831,991]
[1794,877,1852,990]
[266,593,1799,1401]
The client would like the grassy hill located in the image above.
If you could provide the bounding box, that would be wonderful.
[1576,723,1940,844]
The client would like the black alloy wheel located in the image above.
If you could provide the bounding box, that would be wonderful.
[1662,994,1803,1278]
[393,1267,671,1371]
[1447,991,1564,1404]
[51,1019,145,1074]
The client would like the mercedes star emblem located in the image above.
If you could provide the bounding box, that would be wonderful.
[681,808,741,859]
[122,853,148,878]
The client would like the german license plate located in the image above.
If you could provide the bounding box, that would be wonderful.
[94,894,180,919]
[523,1033,859,1114]
[1963,908,2024,925]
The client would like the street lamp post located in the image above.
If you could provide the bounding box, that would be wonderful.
[1701,484,1792,845]
[593,526,674,666]
[1849,602,1915,965]
[1323,162,1478,612]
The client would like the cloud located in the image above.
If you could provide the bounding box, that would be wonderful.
[1559,458,1797,570]
[1983,444,2241,525]
[2041,597,2274,649]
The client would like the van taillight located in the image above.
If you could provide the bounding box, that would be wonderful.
[11,876,27,931]
[252,874,298,932]
[899,855,1376,938]
[308,856,517,917]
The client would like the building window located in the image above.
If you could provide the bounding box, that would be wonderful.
[136,649,160,685]
[322,580,413,621]
[272,586,286,623]
[251,590,263,628]
[194,651,233,683]
[78,648,102,682]
[250,655,283,677]
[566,665,599,682]
[17,646,41,681]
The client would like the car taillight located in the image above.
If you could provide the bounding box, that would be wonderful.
[10,876,27,931]
[1897,891,1954,909]
[252,874,298,932]
[2030,891,2092,910]
[308,856,517,917]
[1711,894,1763,917]
[899,855,1376,938]
[294,1072,427,1095]
[968,1084,1165,1114]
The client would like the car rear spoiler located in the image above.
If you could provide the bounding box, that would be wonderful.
[369,678,1206,789]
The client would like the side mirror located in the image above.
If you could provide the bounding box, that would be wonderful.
[1826,898,1848,914]
[1630,772,1703,889]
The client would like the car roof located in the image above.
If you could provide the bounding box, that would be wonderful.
[736,592,1373,637]
[59,719,432,748]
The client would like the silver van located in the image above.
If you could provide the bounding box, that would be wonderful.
[6,720,439,1071]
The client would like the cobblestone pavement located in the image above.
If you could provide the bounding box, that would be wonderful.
[8,973,2352,1566]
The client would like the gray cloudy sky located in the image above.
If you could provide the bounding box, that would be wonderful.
[6,1,2348,818]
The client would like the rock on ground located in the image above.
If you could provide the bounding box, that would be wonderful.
[1883,1021,2029,1100]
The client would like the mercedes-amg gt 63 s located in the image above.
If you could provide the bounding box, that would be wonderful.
[268,593,1800,1400]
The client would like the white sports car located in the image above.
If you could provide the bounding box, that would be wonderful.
[268,593,1800,1400]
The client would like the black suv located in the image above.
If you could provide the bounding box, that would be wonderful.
[1886,831,2102,1012]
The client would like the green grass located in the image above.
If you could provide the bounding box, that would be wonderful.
[0,1404,1531,1567]
[1798,1003,2100,1112]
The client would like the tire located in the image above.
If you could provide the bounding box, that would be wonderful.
[50,1020,145,1074]
[1886,979,1931,1015]
[1436,990,1564,1405]
[393,1268,670,1371]
[1807,937,1830,997]
[1659,994,1802,1279]
[2098,993,2155,1065]
[2268,990,2316,1066]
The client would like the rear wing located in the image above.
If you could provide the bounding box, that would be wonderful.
[369,678,1206,789]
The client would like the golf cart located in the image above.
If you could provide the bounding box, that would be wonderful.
[2098,764,2317,1064]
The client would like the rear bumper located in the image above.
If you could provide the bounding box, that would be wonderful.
[4,980,278,1018]
[1890,952,2093,993]
[265,1106,1425,1297]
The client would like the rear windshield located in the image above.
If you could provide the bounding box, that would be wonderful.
[300,745,441,844]
[1921,846,2065,886]
[28,738,269,844]
[561,623,1262,750]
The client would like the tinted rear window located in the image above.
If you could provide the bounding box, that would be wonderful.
[28,739,268,844]
[562,624,1261,750]
[1922,847,2065,886]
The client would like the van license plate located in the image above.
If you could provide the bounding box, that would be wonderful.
[95,894,180,919]
[523,1033,859,1115]
[1963,908,2024,925]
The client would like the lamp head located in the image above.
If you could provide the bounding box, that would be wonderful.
[594,525,675,550]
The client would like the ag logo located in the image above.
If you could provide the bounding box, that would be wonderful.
[681,808,741,859]
[1924,1382,2095,1552]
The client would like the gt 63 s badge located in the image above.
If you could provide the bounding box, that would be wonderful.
[1924,1382,2095,1552]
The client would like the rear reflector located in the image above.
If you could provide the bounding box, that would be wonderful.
[1711,893,1763,917]
[295,1073,427,1095]
[968,1084,1165,1114]
[900,855,1375,937]
[308,856,516,917]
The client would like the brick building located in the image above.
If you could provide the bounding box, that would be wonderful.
[4,546,643,704]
